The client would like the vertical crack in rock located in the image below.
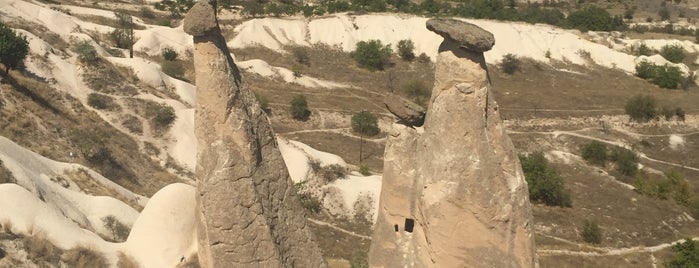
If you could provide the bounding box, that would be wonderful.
[369,18,537,268]
[184,1,326,267]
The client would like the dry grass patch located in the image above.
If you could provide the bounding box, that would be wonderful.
[62,246,108,268]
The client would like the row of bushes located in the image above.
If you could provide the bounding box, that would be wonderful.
[581,141,639,176]
[625,94,685,122]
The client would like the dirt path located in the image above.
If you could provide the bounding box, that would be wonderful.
[537,236,698,256]
[308,218,372,240]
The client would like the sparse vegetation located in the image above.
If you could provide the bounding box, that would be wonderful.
[353,40,392,71]
[397,39,415,61]
[566,7,624,32]
[581,219,602,244]
[350,250,369,268]
[318,164,347,183]
[161,60,185,79]
[154,0,194,17]
[151,103,176,130]
[102,215,130,242]
[290,94,310,120]
[0,21,29,75]
[74,40,99,65]
[0,160,16,184]
[403,80,430,106]
[581,141,607,166]
[292,46,310,66]
[295,181,322,213]
[62,246,108,268]
[351,111,380,136]
[121,115,143,134]
[635,61,684,89]
[519,152,572,207]
[625,94,656,122]
[87,93,120,111]
[501,53,520,74]
[255,93,270,113]
[660,44,685,64]
[634,171,693,206]
[631,43,653,56]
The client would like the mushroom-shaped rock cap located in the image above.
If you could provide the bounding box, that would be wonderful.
[426,18,495,52]
[183,0,218,36]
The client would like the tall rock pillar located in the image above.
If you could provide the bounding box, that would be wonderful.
[183,1,326,267]
[369,19,537,268]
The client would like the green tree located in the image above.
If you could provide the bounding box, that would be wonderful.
[566,7,616,32]
[351,111,380,136]
[625,94,656,122]
[581,219,602,244]
[102,215,129,242]
[0,22,29,75]
[660,44,685,63]
[290,94,310,120]
[659,6,671,21]
[581,141,608,166]
[666,238,699,268]
[353,40,392,71]
[519,152,572,207]
[352,111,379,164]
[610,147,638,176]
[111,12,135,58]
[654,65,684,89]
[397,39,415,61]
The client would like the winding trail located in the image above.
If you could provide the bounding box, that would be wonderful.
[537,237,698,256]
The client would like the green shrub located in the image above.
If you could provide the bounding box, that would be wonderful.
[501,53,520,74]
[581,141,607,166]
[417,53,430,63]
[0,21,29,74]
[162,47,178,61]
[635,60,656,79]
[350,250,369,268]
[295,182,322,213]
[319,164,347,183]
[154,0,194,17]
[121,115,143,134]
[610,147,638,176]
[661,106,675,120]
[353,40,392,71]
[292,46,310,66]
[139,7,156,19]
[658,6,671,21]
[153,104,176,129]
[676,107,686,121]
[635,171,693,205]
[397,39,415,61]
[653,64,683,89]
[519,152,572,207]
[74,40,98,65]
[666,238,699,268]
[87,93,119,111]
[625,94,656,122]
[359,164,371,176]
[566,7,617,32]
[351,111,380,136]
[581,219,602,244]
[632,43,654,56]
[161,60,184,79]
[660,44,685,63]
[290,94,310,120]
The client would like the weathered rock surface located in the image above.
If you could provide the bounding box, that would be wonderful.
[370,18,536,267]
[383,93,426,127]
[185,1,326,267]
[426,18,495,52]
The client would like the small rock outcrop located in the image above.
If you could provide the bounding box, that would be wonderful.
[369,19,537,267]
[383,93,426,127]
[184,1,326,267]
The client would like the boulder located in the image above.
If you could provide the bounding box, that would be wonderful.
[426,18,495,52]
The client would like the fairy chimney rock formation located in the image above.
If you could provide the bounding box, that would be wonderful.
[368,19,537,267]
[184,1,326,267]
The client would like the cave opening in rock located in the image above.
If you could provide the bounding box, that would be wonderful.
[404,218,415,233]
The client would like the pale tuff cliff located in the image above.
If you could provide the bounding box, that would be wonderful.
[184,1,326,267]
[369,19,537,268]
